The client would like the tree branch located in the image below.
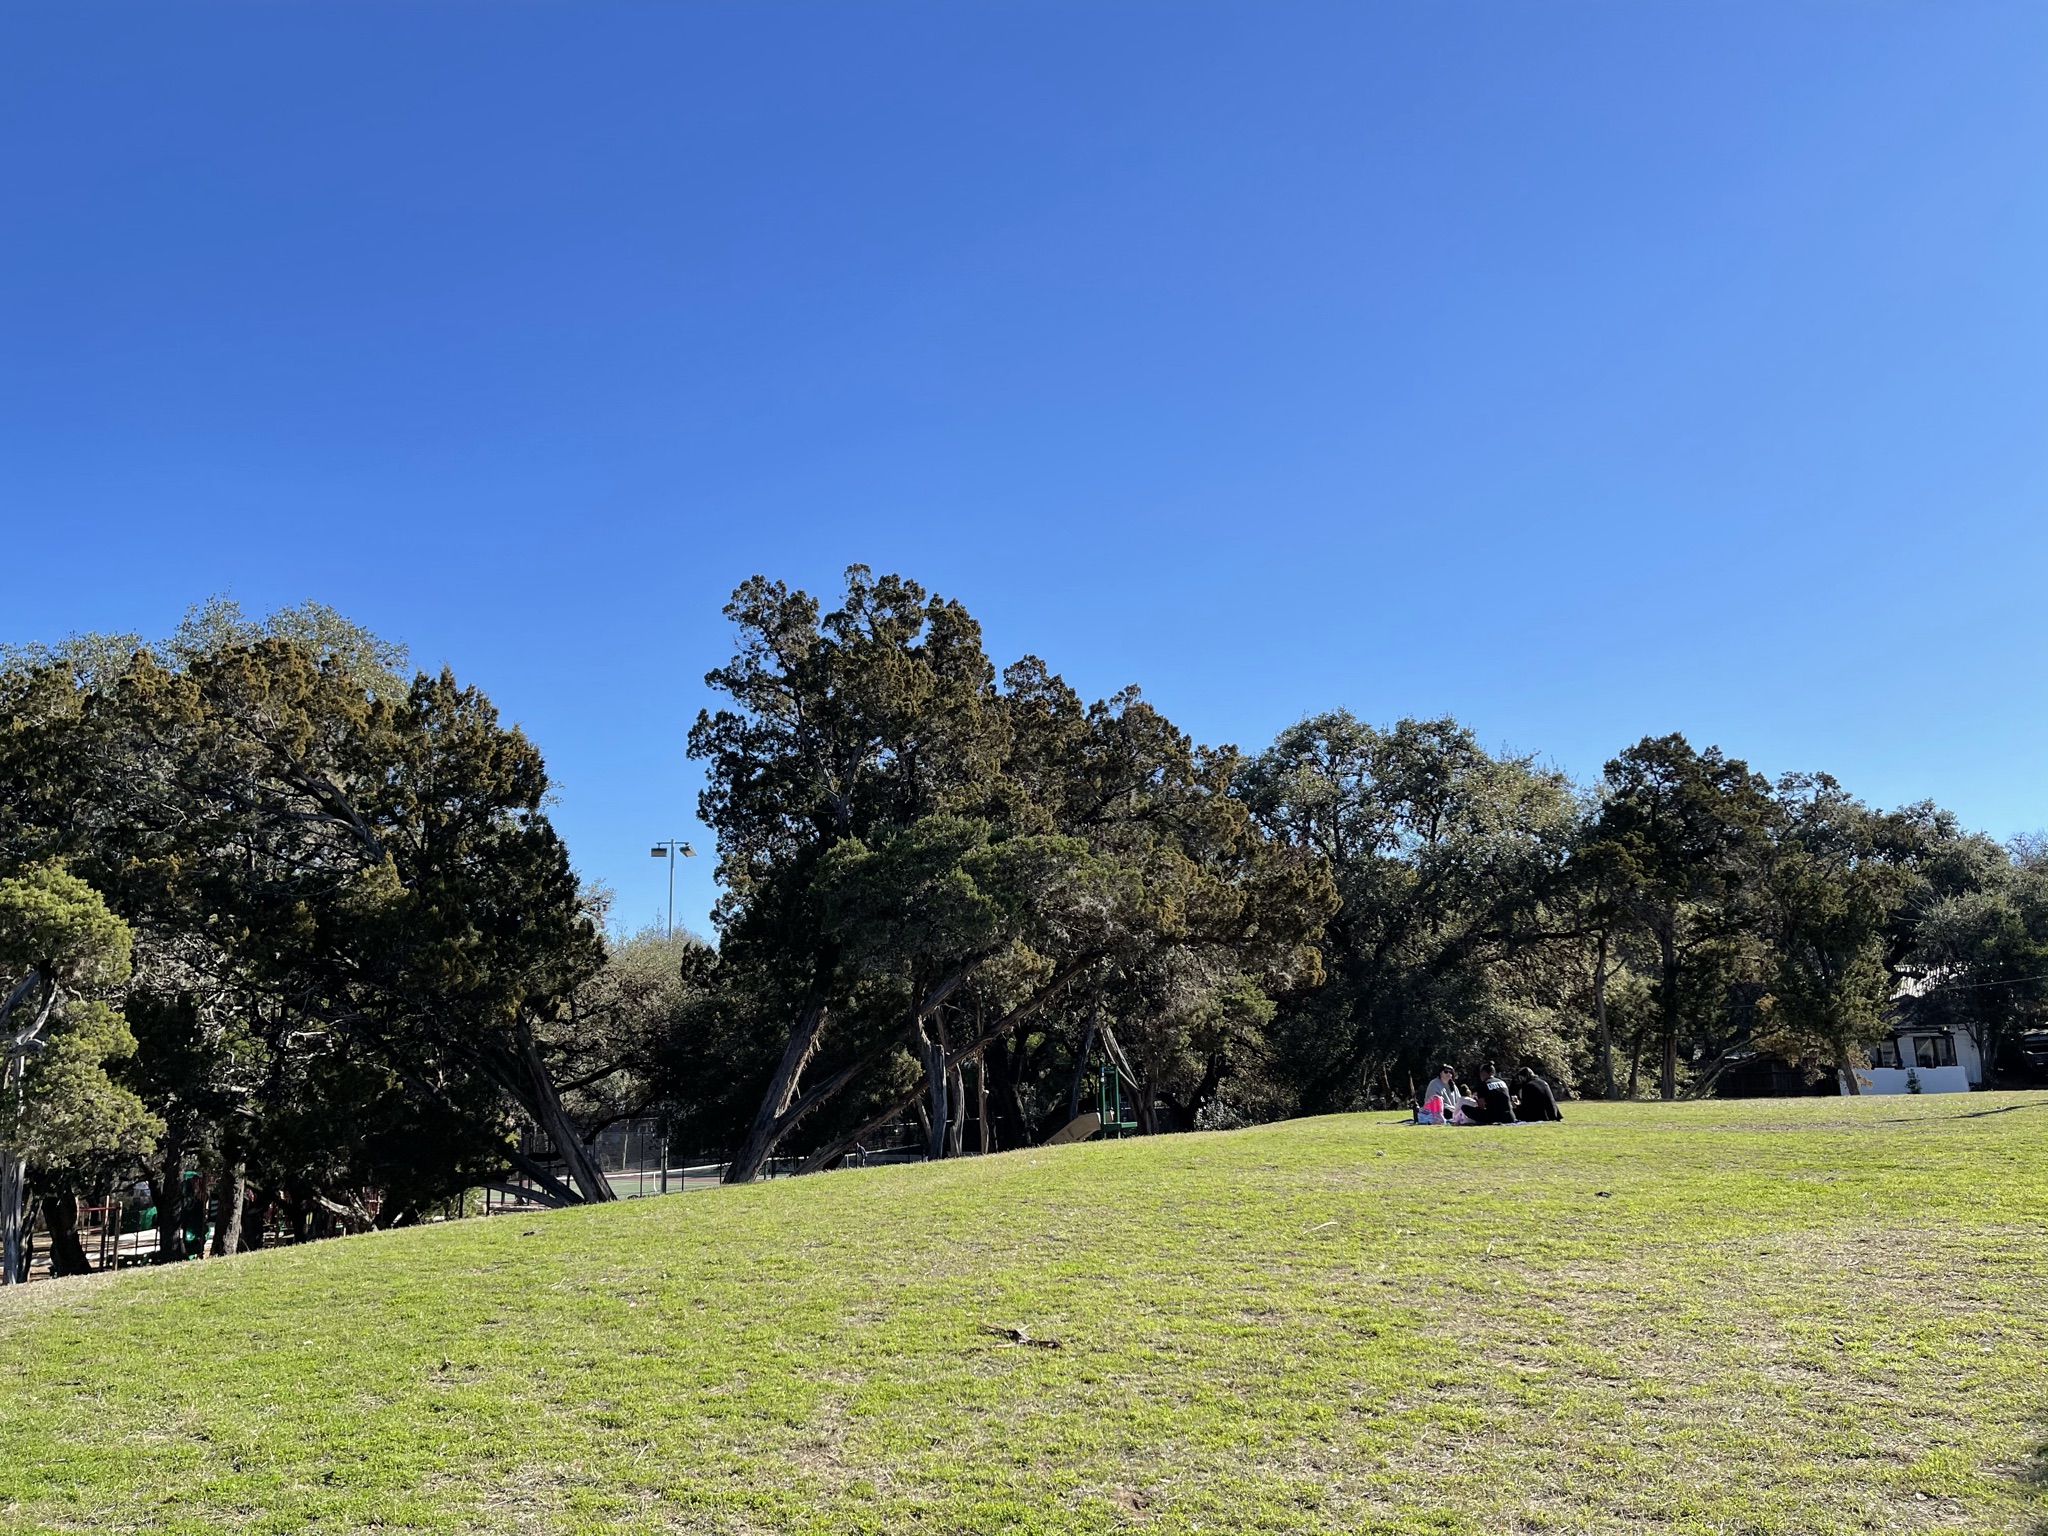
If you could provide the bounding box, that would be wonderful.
[499,1152,584,1208]
[796,955,1096,1174]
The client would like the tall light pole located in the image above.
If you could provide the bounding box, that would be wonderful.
[648,840,697,940]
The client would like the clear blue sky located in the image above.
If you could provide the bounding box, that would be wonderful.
[5,3,2046,937]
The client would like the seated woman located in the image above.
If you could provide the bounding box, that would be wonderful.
[1416,1064,1459,1123]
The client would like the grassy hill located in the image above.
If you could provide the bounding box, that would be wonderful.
[1,1096,2044,1535]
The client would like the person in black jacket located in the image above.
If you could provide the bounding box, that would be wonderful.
[1513,1069,1564,1121]
[1471,1065,1517,1125]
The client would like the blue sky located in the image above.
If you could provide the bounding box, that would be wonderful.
[5,2,2045,937]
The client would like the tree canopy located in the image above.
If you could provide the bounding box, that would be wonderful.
[0,577,2039,1262]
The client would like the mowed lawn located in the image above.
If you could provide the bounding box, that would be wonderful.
[1,1097,2044,1535]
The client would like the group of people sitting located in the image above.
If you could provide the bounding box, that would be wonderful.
[1414,1063,1562,1125]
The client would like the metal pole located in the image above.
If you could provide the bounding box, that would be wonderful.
[650,840,696,941]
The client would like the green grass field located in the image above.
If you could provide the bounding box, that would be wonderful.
[1,1095,2044,1535]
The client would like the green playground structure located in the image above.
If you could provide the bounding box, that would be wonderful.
[1095,1058,1139,1138]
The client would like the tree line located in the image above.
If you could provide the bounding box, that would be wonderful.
[0,573,2041,1276]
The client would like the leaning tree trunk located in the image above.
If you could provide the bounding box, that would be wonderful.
[242,1188,271,1251]
[974,1055,990,1155]
[1658,930,1681,1102]
[1180,1052,1227,1129]
[944,1059,967,1159]
[1066,1003,1099,1124]
[796,957,1096,1177]
[1131,1046,1160,1135]
[921,1013,951,1162]
[0,1153,26,1286]
[725,995,832,1185]
[211,1161,247,1257]
[725,968,968,1185]
[190,1162,214,1259]
[495,1023,615,1203]
[155,1130,187,1264]
[0,974,58,1284]
[1593,938,1610,1098]
[41,1194,91,1277]
[1835,1042,1861,1095]
[985,1037,1033,1151]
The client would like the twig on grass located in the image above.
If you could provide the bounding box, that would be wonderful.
[982,1324,1062,1349]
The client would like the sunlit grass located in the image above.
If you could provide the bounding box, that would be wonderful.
[1,1094,2044,1534]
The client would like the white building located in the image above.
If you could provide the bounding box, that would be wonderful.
[1841,1025,1980,1095]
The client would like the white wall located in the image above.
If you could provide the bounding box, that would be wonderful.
[1844,1064,1972,1095]
[1868,1030,1984,1087]
[1955,1031,1985,1085]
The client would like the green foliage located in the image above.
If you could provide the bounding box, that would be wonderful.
[1895,842,2048,1083]
[0,863,157,1274]
[691,569,1010,917]
[1,999,158,1170]
[683,575,2048,1152]
[165,595,411,700]
[1750,774,1909,1086]
[8,573,2048,1240]
[0,870,146,1185]
[0,601,610,1223]
[1577,734,1778,1099]
[1237,712,1579,1108]
[549,922,707,1124]
[0,862,132,997]
[0,864,134,1096]
[681,569,1334,1174]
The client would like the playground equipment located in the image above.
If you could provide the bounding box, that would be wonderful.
[1095,1057,1140,1138]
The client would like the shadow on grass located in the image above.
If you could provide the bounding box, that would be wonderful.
[1873,1099,2048,1125]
